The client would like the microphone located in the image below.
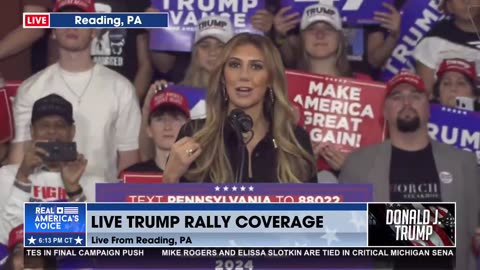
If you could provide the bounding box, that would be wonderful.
[228,109,253,133]
[227,109,253,184]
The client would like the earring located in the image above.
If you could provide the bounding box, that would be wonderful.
[222,83,228,102]
[269,87,275,103]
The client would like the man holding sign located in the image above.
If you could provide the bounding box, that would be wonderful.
[339,71,479,270]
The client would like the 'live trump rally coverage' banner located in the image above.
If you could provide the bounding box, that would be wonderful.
[150,0,265,52]
[280,0,394,25]
[428,104,480,165]
[24,201,455,269]
[286,70,387,169]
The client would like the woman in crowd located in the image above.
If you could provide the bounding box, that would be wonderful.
[296,3,370,79]
[433,58,480,111]
[163,33,317,183]
[150,15,235,90]
[139,15,234,160]
[151,7,275,85]
[180,15,235,89]
[275,3,366,179]
[299,4,352,179]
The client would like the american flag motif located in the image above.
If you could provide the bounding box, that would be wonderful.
[62,207,79,215]
[408,204,455,246]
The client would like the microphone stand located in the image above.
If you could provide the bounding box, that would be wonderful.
[229,109,253,184]
[235,128,246,184]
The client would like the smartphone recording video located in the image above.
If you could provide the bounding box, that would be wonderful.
[36,142,77,162]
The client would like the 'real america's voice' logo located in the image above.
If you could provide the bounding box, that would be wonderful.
[24,203,87,247]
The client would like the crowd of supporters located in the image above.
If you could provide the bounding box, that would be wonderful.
[0,0,479,269]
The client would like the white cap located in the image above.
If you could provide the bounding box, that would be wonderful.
[300,3,342,31]
[194,16,234,45]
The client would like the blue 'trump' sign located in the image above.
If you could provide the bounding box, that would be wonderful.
[428,104,480,165]
[280,0,394,25]
[150,0,265,52]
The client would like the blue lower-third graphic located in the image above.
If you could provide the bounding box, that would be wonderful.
[25,202,86,247]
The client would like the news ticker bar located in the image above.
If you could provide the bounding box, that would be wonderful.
[24,247,455,269]
[25,247,457,258]
[24,202,456,248]
[23,13,168,28]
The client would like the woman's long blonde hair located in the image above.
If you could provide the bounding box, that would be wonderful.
[184,33,316,183]
[298,25,352,77]
[181,45,211,88]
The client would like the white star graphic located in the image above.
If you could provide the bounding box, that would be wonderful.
[28,236,36,245]
[349,212,366,232]
[248,186,254,191]
[223,186,229,191]
[74,236,83,244]
[231,186,237,191]
[240,186,246,191]
[214,186,220,191]
[321,227,339,246]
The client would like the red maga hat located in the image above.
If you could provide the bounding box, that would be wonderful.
[386,71,426,95]
[437,58,477,81]
[149,90,190,118]
[53,0,96,12]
